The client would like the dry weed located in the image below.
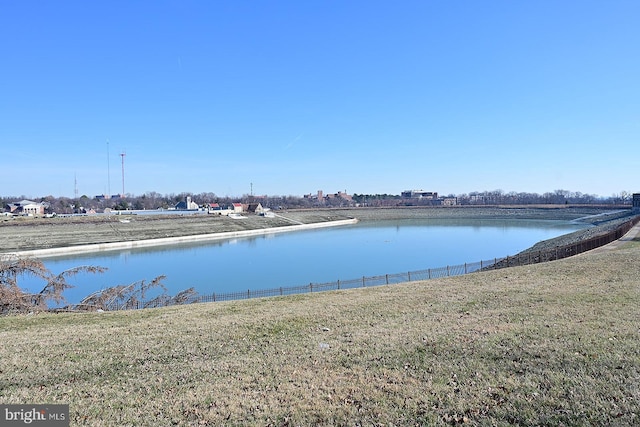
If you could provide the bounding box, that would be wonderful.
[1,242,639,425]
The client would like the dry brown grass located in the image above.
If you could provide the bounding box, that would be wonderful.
[1,240,639,426]
[0,211,349,253]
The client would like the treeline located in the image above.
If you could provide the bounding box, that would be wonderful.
[1,189,634,215]
[348,189,633,207]
[445,189,631,206]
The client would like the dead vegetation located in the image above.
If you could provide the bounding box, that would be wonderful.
[1,207,638,425]
[0,256,106,314]
[0,256,183,314]
[0,240,638,425]
[0,212,345,253]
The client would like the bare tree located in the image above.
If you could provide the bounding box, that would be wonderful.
[1,255,201,314]
[74,275,167,311]
[0,256,106,314]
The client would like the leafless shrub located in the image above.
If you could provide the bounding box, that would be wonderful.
[0,257,48,314]
[73,275,168,311]
[167,287,198,305]
[38,265,107,308]
[2,256,199,314]
[0,256,106,314]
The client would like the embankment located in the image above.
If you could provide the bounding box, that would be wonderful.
[3,218,358,259]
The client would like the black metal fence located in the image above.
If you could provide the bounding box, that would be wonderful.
[115,215,640,310]
[193,262,490,304]
[488,214,640,269]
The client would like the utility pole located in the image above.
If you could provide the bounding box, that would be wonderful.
[107,140,111,197]
[120,151,126,197]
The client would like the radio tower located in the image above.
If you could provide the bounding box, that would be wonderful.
[120,151,126,197]
[107,140,111,197]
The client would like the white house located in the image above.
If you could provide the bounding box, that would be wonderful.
[175,196,199,210]
[247,203,264,213]
[5,200,48,216]
[207,203,233,216]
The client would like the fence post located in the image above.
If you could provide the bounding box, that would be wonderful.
[280,287,283,295]
[494,258,497,269]
[310,283,313,292]
[428,268,431,279]
[362,276,365,287]
[213,293,216,302]
[464,263,467,274]
[408,271,411,281]
[447,265,450,276]
[247,289,250,299]
[337,280,340,289]
[386,274,389,284]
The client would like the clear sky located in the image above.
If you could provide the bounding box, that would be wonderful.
[2,1,638,199]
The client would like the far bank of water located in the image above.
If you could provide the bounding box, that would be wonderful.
[24,218,587,304]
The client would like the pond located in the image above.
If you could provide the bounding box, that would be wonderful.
[24,218,587,304]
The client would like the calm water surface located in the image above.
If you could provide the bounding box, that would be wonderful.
[26,218,587,303]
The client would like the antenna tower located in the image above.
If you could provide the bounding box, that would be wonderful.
[107,140,111,197]
[120,151,126,197]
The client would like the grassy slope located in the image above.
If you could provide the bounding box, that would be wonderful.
[1,241,639,426]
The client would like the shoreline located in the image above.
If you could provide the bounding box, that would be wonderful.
[4,218,358,259]
[1,207,632,259]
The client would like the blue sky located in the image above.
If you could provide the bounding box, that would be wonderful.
[2,1,638,199]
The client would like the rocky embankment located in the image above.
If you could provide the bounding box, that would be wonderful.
[519,209,637,254]
[332,206,638,254]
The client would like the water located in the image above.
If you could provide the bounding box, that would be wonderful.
[21,218,586,304]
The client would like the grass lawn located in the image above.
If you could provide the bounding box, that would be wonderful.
[1,240,639,426]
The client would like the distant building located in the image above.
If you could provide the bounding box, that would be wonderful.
[247,203,264,214]
[401,190,438,199]
[304,190,324,200]
[175,196,199,210]
[207,203,235,216]
[326,191,353,201]
[5,200,48,216]
[95,194,122,200]
[633,193,640,213]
